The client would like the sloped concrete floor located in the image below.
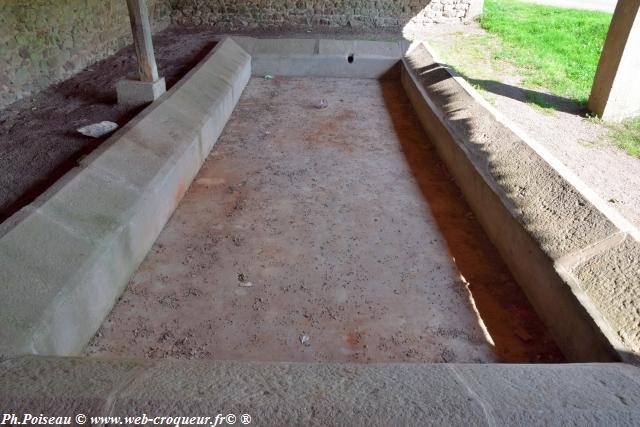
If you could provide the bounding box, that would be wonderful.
[86,77,564,363]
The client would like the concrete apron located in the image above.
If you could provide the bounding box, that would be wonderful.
[0,36,639,417]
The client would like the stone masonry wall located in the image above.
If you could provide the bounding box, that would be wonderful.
[170,0,482,29]
[0,0,171,108]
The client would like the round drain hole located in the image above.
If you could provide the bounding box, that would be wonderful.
[347,53,355,64]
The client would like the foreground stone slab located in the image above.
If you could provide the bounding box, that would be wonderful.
[1,357,639,425]
[0,38,251,357]
[402,41,640,363]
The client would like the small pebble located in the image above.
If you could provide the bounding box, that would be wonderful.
[300,335,310,346]
[314,99,329,109]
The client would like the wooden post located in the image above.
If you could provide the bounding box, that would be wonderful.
[126,0,159,82]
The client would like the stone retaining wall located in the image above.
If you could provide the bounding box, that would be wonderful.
[402,41,640,363]
[171,0,482,29]
[0,0,171,108]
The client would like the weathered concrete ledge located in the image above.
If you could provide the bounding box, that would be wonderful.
[1,356,639,425]
[0,38,251,357]
[401,42,640,363]
[231,37,407,79]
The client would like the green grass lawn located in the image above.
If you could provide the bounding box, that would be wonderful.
[480,0,611,104]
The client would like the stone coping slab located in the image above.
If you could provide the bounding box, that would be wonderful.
[401,41,640,363]
[0,37,251,357]
[1,356,640,425]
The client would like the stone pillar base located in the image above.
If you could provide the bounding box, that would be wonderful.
[116,77,166,106]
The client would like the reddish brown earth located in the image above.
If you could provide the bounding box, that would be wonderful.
[86,77,564,363]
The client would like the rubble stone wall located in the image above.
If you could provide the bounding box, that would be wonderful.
[171,0,482,29]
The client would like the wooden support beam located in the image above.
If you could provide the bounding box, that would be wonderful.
[126,0,159,82]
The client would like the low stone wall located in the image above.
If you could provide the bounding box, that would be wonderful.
[170,0,483,29]
[402,41,640,363]
[0,38,250,357]
[0,0,171,108]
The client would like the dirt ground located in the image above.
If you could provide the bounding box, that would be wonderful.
[0,27,224,223]
[85,77,563,363]
[422,23,640,230]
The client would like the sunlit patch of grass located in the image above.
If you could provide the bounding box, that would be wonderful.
[609,118,640,158]
[480,0,612,104]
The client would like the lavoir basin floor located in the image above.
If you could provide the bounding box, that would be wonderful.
[85,76,564,363]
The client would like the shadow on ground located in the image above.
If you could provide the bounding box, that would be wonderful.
[455,70,588,115]
[379,78,565,362]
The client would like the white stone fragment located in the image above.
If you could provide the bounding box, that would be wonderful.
[77,121,118,138]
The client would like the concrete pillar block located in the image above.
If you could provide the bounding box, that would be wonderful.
[588,0,640,121]
[116,77,166,106]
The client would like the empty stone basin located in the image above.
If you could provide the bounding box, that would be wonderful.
[85,76,563,363]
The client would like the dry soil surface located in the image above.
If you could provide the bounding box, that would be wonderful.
[86,77,563,363]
